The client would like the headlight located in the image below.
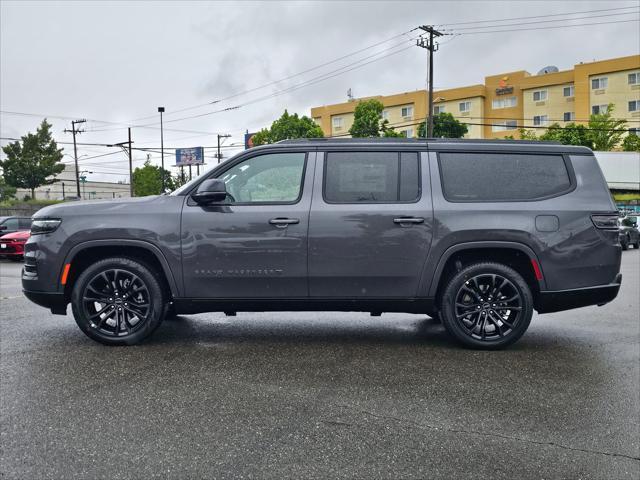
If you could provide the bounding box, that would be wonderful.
[31,219,62,235]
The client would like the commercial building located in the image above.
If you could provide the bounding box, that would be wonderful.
[15,164,130,201]
[310,54,640,140]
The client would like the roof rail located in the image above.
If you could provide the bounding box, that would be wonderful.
[276,137,561,145]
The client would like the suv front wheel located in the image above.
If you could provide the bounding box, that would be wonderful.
[440,262,534,349]
[71,257,166,345]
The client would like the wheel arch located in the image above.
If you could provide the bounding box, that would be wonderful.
[61,240,180,300]
[428,241,546,301]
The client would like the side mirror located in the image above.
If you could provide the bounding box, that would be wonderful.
[191,179,228,204]
[0,225,6,231]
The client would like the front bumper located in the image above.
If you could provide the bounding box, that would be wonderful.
[22,289,68,315]
[535,273,622,313]
[0,242,25,256]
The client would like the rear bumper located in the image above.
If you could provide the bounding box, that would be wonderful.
[535,274,622,313]
[22,289,68,315]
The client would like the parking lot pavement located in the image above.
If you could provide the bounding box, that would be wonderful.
[1,253,639,480]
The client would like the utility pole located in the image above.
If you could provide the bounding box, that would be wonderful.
[158,107,165,190]
[417,26,443,138]
[217,134,231,164]
[127,128,133,197]
[64,119,86,198]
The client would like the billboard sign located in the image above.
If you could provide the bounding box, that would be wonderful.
[244,132,258,149]
[175,147,204,166]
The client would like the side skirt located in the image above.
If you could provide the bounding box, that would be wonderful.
[172,298,435,315]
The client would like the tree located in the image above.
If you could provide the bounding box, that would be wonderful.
[0,176,17,200]
[622,132,640,152]
[417,113,468,138]
[349,99,386,137]
[252,110,324,146]
[589,104,627,151]
[0,119,65,199]
[539,123,594,148]
[132,160,175,196]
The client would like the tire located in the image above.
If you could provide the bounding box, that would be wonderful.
[633,236,640,249]
[621,235,629,250]
[71,257,166,346]
[439,262,534,350]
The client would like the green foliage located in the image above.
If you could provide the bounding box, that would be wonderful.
[588,104,626,151]
[0,119,65,199]
[622,132,640,152]
[418,113,468,138]
[539,123,594,148]
[132,160,175,196]
[252,110,324,146]
[349,99,386,137]
[0,176,17,200]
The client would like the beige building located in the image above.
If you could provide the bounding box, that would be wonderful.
[310,54,640,141]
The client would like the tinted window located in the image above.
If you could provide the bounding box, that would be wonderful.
[439,153,571,201]
[324,151,420,203]
[2,218,18,230]
[19,218,32,229]
[218,152,306,204]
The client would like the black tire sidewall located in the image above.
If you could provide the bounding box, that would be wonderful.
[440,262,534,350]
[71,257,165,346]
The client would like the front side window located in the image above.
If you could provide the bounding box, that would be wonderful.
[324,151,419,203]
[439,153,572,202]
[533,90,547,102]
[2,218,19,230]
[563,85,575,97]
[591,77,608,89]
[218,152,306,204]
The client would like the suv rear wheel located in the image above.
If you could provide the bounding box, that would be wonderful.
[71,257,166,345]
[440,262,533,349]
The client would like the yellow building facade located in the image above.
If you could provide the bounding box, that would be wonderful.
[310,55,640,140]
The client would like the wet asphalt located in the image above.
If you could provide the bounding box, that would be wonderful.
[0,252,639,479]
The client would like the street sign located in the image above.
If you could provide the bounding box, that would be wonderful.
[176,147,204,166]
[80,176,87,183]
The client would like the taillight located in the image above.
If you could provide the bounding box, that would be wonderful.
[591,214,618,229]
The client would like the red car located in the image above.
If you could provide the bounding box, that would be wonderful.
[0,230,30,261]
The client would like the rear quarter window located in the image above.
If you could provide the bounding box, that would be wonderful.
[438,152,573,202]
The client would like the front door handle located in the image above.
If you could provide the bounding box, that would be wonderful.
[269,217,300,228]
[393,217,424,224]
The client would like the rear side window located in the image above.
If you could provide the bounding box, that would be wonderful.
[439,152,572,201]
[324,151,420,203]
[19,218,32,229]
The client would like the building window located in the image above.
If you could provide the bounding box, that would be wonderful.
[628,72,640,85]
[492,120,518,132]
[459,101,471,112]
[402,128,414,138]
[563,85,575,97]
[533,90,548,102]
[563,112,575,122]
[630,100,640,112]
[533,115,548,126]
[401,105,413,118]
[433,105,444,115]
[592,104,609,115]
[381,109,389,120]
[629,128,639,136]
[332,116,343,130]
[591,77,608,89]
[492,96,517,109]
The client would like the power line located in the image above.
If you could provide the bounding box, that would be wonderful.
[437,5,640,27]
[446,18,640,35]
[443,9,639,32]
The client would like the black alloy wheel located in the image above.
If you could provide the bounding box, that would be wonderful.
[440,262,533,349]
[71,257,165,345]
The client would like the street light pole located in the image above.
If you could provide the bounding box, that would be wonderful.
[158,107,165,191]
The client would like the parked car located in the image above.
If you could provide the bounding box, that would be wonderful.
[618,216,639,250]
[22,139,622,349]
[0,216,32,235]
[0,230,30,260]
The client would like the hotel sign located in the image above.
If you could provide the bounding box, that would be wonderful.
[495,86,514,95]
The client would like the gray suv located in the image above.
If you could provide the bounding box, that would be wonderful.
[22,139,622,349]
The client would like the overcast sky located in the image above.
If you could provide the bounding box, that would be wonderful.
[1,0,639,182]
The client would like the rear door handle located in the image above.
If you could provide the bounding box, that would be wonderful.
[269,217,300,227]
[393,217,424,224]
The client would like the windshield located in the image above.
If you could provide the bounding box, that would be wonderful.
[170,150,247,195]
